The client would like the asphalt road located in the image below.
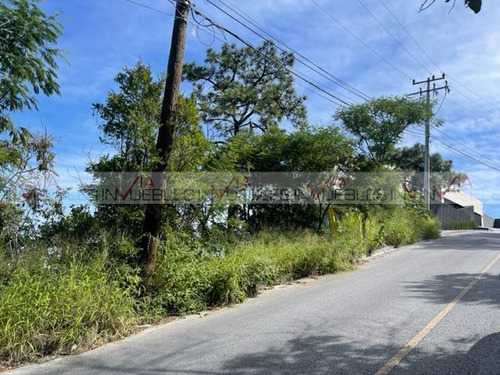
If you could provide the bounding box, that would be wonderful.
[7,230,500,375]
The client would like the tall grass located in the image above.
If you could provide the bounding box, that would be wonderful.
[0,259,136,364]
[148,231,350,316]
[446,220,477,230]
[147,208,440,316]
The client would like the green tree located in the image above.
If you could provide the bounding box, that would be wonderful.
[209,125,355,231]
[91,61,162,173]
[183,41,307,138]
[387,143,452,173]
[0,0,64,257]
[387,143,466,197]
[89,61,210,246]
[334,96,428,167]
[0,0,65,149]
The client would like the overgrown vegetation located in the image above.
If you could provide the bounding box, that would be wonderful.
[0,206,439,365]
[446,220,477,230]
[1,4,445,366]
[0,259,136,364]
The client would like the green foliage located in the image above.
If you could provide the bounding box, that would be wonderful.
[91,61,162,172]
[421,215,441,239]
[0,0,64,113]
[0,202,440,364]
[147,230,348,316]
[143,207,439,317]
[335,96,428,166]
[0,131,66,261]
[0,0,65,158]
[205,125,355,231]
[386,143,467,194]
[217,125,354,172]
[379,205,440,247]
[0,259,136,364]
[446,220,477,230]
[387,143,453,173]
[184,41,307,137]
[0,0,65,257]
[88,62,211,240]
[90,61,209,173]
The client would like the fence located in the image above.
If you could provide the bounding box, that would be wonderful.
[431,203,477,229]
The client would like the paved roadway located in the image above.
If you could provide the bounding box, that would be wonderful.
[8,230,500,375]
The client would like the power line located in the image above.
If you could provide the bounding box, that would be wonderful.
[211,0,371,102]
[404,128,425,137]
[379,0,500,113]
[432,89,447,119]
[125,0,350,106]
[125,0,174,16]
[379,0,441,73]
[188,3,352,107]
[433,138,500,173]
[432,125,500,169]
[356,1,491,119]
[406,126,500,172]
[405,127,500,172]
[203,0,366,103]
[447,75,500,112]
[446,77,497,112]
[308,0,412,81]
[356,0,431,75]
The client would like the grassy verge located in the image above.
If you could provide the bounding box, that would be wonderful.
[0,207,440,366]
[0,260,137,365]
[145,207,440,317]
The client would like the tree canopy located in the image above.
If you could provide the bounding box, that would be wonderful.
[89,61,210,241]
[0,0,64,114]
[183,41,307,138]
[0,0,65,167]
[90,61,209,174]
[334,96,428,167]
[387,143,453,173]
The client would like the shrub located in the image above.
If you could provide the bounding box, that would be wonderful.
[379,206,440,247]
[420,216,441,239]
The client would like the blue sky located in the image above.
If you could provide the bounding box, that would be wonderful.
[14,0,500,216]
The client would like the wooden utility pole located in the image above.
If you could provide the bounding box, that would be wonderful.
[140,0,190,288]
[409,73,449,209]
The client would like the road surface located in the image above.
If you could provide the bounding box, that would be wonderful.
[7,230,500,374]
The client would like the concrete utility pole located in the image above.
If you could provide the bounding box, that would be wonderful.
[140,0,190,289]
[409,73,449,209]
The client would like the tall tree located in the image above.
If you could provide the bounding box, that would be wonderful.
[89,61,209,242]
[0,0,65,145]
[183,41,307,138]
[0,0,65,252]
[91,61,162,173]
[209,125,355,231]
[334,96,428,167]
